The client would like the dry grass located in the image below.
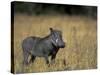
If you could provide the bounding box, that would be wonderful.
[13,14,97,73]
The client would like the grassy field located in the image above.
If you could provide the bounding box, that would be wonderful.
[13,14,97,73]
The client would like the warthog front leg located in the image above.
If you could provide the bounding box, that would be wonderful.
[44,56,49,64]
[51,54,56,64]
[29,55,36,63]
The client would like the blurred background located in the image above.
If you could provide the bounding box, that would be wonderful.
[12,1,97,18]
[11,1,97,73]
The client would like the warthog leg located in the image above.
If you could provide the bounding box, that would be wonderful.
[30,55,36,63]
[44,56,49,64]
[23,51,29,65]
[51,54,56,64]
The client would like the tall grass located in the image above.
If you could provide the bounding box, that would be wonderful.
[13,14,97,73]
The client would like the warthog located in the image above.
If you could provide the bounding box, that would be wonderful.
[22,28,65,65]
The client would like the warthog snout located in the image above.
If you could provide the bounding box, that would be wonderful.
[60,42,65,48]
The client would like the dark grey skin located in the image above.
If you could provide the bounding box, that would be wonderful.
[22,28,65,65]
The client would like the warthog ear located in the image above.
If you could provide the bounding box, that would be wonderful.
[50,28,53,32]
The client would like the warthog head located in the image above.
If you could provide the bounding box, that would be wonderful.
[50,28,65,48]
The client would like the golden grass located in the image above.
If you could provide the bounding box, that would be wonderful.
[13,14,97,73]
